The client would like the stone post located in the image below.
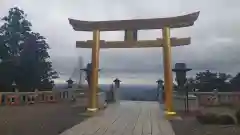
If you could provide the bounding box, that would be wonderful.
[113,78,121,103]
[213,89,219,105]
[156,79,164,103]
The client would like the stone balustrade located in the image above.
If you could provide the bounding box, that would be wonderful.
[189,92,240,106]
[70,89,108,109]
[0,88,109,110]
[97,92,107,109]
[0,89,83,106]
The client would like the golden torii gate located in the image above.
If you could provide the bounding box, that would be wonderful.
[68,11,200,115]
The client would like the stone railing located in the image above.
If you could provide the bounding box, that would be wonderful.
[0,91,60,105]
[173,94,199,111]
[105,84,119,103]
[0,88,108,110]
[97,92,107,109]
[68,88,108,109]
[0,88,85,106]
[172,91,199,111]
[73,91,107,109]
[189,92,240,106]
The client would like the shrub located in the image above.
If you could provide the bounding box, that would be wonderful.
[196,112,218,124]
[235,109,240,124]
[217,114,235,125]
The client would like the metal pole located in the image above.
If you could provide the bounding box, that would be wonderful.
[186,89,189,112]
[88,30,100,112]
[156,84,160,101]
[162,27,175,115]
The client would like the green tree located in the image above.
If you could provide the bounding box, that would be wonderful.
[230,73,240,91]
[215,72,232,92]
[194,70,218,92]
[0,7,33,91]
[0,7,58,92]
[185,77,196,92]
[190,70,232,92]
[218,73,232,81]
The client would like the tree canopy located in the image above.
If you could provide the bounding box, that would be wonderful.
[0,7,58,92]
[184,70,240,92]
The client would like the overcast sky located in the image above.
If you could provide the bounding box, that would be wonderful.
[0,0,239,84]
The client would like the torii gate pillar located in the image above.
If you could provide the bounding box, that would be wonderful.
[162,27,174,114]
[88,30,100,112]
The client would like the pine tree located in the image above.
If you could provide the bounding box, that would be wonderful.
[0,7,58,91]
[230,73,240,91]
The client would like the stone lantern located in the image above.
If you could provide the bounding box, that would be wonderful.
[156,79,164,102]
[172,63,192,112]
[80,62,100,89]
[156,79,164,88]
[113,78,121,88]
[172,63,192,93]
[66,78,74,88]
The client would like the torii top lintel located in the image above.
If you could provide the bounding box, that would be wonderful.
[68,12,199,31]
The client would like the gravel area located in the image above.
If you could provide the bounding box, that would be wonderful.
[0,103,88,135]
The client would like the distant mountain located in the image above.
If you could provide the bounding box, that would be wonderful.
[100,84,159,101]
[54,83,160,101]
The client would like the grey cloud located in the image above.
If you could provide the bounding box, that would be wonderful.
[1,0,240,83]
